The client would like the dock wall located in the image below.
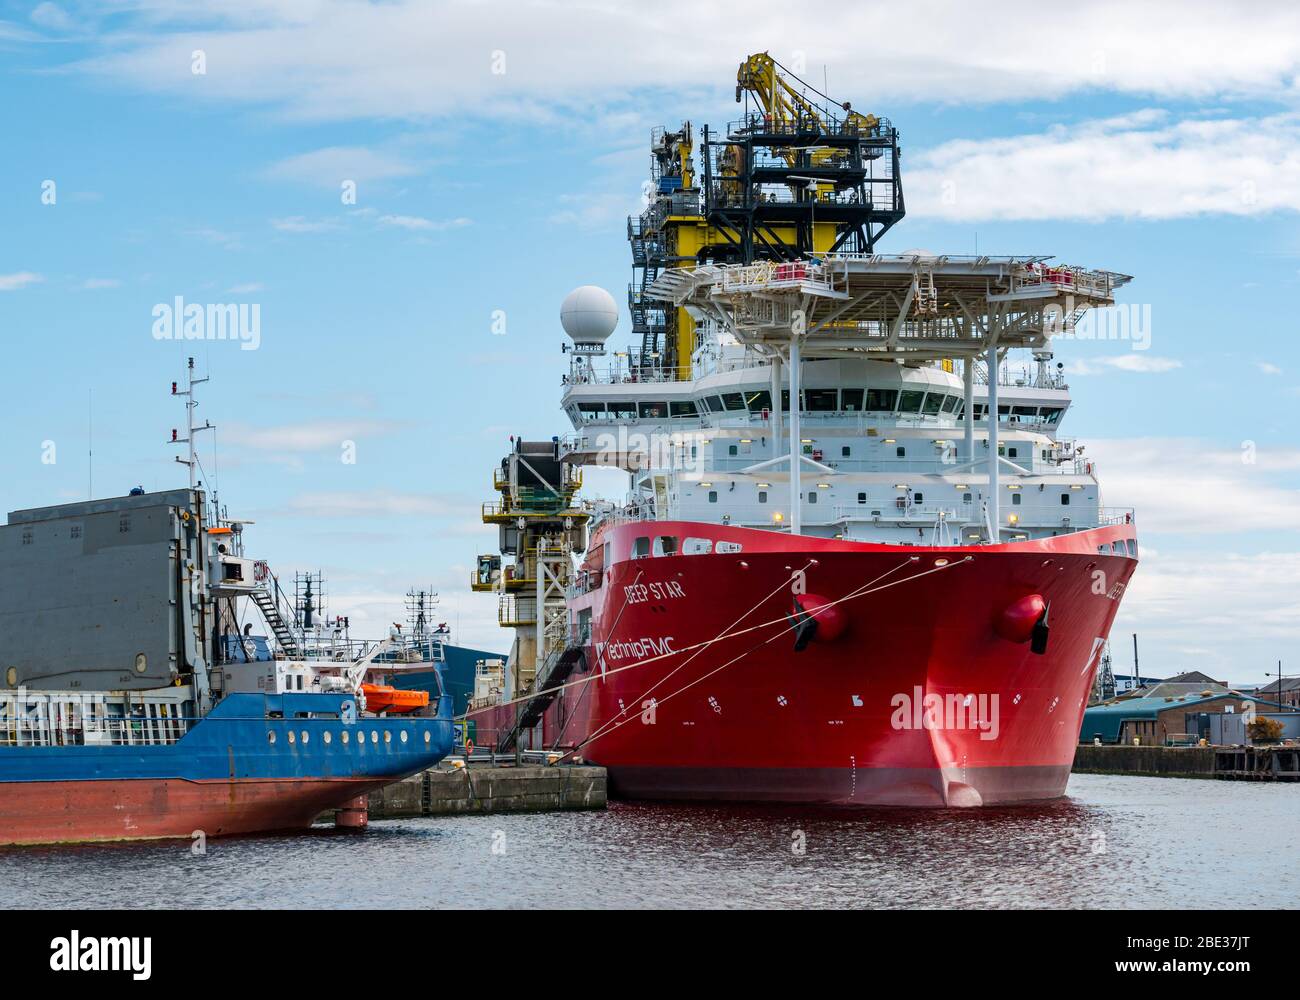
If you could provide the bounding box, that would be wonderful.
[366,765,607,818]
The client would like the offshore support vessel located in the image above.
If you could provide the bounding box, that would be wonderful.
[468,54,1138,807]
[0,362,454,845]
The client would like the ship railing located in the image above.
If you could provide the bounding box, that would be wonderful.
[1099,507,1136,527]
[717,259,835,296]
[0,713,192,748]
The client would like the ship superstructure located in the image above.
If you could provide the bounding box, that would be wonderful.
[469,55,1139,807]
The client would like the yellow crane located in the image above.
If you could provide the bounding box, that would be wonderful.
[735,52,879,144]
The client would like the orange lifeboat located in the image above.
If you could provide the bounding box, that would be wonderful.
[360,684,429,715]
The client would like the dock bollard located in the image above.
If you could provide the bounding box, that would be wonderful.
[336,794,369,829]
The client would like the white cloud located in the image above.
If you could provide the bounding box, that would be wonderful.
[264,146,417,186]
[270,216,342,233]
[1067,355,1183,375]
[376,214,471,231]
[909,111,1300,222]
[65,2,1300,122]
[226,281,264,293]
[30,2,75,32]
[223,419,400,452]
[0,272,43,291]
[1257,361,1283,375]
[80,277,120,290]
[1087,437,1300,534]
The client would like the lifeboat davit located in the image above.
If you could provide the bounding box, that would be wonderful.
[360,684,429,715]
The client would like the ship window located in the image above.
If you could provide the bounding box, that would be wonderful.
[963,493,972,503]
[1043,408,1063,424]
[897,390,924,414]
[808,491,818,503]
[633,537,651,559]
[722,392,746,411]
[896,446,905,457]
[998,404,1010,417]
[705,396,723,414]
[758,491,768,503]
[654,536,678,556]
[1012,493,1022,505]
[1126,539,1137,558]
[21,529,32,546]
[940,395,960,413]
[921,393,944,416]
[780,390,792,411]
[684,537,713,554]
[1098,545,1108,554]
[842,446,851,457]
[728,444,738,456]
[708,491,718,503]
[866,389,897,412]
[669,400,698,418]
[577,402,606,422]
[857,492,867,503]
[1008,447,1018,458]
[609,402,636,420]
[913,493,924,503]
[1012,406,1038,418]
[70,525,82,539]
[841,388,864,411]
[745,390,771,413]
[806,389,837,411]
[1061,493,1070,505]
[118,515,130,534]
[638,401,667,419]
[974,404,986,419]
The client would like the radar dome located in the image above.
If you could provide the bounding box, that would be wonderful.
[560,285,618,345]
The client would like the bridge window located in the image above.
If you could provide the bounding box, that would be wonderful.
[721,392,746,411]
[669,400,698,418]
[576,402,606,422]
[897,390,925,414]
[921,393,944,416]
[638,401,667,419]
[705,395,723,413]
[654,536,678,556]
[609,402,636,420]
[1042,408,1064,424]
[632,537,650,559]
[940,395,960,413]
[806,389,838,412]
[683,537,713,554]
[745,390,771,413]
[866,389,897,412]
[841,388,864,411]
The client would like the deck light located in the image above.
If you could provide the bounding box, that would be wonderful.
[773,512,784,523]
[1008,513,1019,524]
[816,483,830,489]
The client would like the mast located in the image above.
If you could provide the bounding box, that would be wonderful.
[170,357,213,495]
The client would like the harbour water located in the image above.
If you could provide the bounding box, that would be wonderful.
[5,774,1295,909]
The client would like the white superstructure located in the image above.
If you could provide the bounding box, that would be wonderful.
[558,256,1134,545]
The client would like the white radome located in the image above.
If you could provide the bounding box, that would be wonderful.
[560,285,618,345]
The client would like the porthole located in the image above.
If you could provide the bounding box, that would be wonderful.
[371,731,379,744]
[400,730,408,743]
[384,731,392,744]
[268,731,276,745]
[323,731,332,745]
[341,731,349,745]
[423,731,431,744]
[287,730,296,745]
[300,731,309,745]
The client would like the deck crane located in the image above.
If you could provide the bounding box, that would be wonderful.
[735,52,880,150]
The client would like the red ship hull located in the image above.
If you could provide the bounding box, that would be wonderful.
[0,777,387,846]
[479,521,1137,807]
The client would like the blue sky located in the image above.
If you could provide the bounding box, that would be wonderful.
[0,1,1296,683]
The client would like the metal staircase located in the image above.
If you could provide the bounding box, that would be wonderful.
[250,581,301,658]
[497,643,586,752]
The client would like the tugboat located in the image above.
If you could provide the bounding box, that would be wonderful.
[0,360,455,845]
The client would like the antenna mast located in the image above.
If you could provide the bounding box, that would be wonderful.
[170,357,214,494]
